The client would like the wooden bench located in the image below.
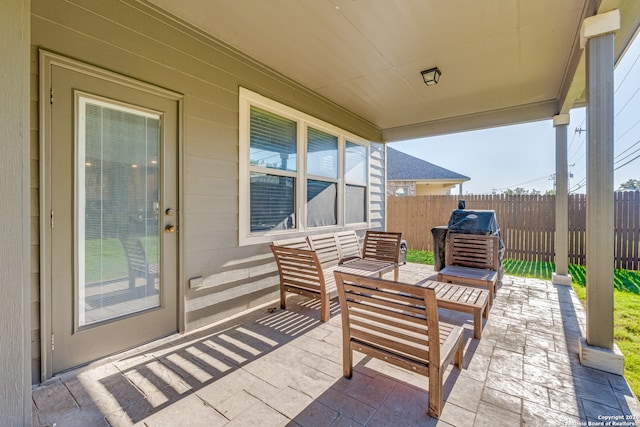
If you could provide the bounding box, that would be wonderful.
[419,280,489,339]
[437,233,499,304]
[334,271,464,419]
[271,231,402,322]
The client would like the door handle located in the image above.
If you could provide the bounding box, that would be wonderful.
[165,225,177,233]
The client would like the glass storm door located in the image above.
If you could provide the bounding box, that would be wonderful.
[48,63,179,374]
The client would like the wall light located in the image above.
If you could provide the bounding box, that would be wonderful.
[421,67,441,86]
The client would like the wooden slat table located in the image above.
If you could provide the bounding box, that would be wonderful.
[418,280,490,339]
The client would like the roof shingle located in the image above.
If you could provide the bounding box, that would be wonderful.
[387,147,470,181]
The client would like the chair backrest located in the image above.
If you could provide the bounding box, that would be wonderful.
[272,236,311,250]
[334,271,440,374]
[335,230,362,263]
[120,237,150,276]
[362,230,402,263]
[270,245,324,294]
[307,233,341,269]
[446,233,499,270]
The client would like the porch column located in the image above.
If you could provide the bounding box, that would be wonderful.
[579,9,624,375]
[552,114,572,286]
[0,0,32,423]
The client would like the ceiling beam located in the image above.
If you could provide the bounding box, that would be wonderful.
[382,99,558,142]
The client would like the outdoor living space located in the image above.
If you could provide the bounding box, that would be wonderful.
[31,263,640,427]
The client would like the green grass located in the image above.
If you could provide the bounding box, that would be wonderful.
[85,236,159,283]
[85,238,128,283]
[407,248,640,397]
[406,249,434,265]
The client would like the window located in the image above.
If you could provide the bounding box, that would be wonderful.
[395,186,410,196]
[307,127,338,227]
[345,141,367,223]
[239,88,370,245]
[248,106,297,232]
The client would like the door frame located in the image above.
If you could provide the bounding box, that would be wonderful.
[39,50,185,381]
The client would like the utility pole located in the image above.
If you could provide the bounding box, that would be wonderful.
[549,164,575,192]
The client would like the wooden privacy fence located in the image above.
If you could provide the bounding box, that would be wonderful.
[387,192,640,270]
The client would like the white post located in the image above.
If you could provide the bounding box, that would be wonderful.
[0,0,32,423]
[552,114,572,286]
[579,9,624,375]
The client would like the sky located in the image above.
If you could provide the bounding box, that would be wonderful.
[390,32,640,195]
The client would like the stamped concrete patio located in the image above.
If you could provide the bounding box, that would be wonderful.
[32,263,640,426]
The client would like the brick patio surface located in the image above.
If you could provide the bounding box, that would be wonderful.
[32,263,640,426]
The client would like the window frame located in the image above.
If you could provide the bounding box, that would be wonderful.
[239,87,370,246]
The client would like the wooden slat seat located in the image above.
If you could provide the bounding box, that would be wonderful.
[438,233,500,304]
[420,280,489,339]
[334,271,464,419]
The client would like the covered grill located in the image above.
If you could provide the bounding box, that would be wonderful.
[432,208,505,280]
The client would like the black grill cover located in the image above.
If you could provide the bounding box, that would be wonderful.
[447,209,500,236]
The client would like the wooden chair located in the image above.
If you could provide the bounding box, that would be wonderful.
[120,237,158,292]
[437,233,500,304]
[362,230,403,280]
[270,244,336,322]
[334,271,464,418]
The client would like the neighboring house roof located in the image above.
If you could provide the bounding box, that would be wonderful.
[387,147,470,183]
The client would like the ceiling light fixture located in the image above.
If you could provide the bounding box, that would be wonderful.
[421,67,441,86]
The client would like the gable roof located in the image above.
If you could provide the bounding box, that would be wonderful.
[387,147,470,182]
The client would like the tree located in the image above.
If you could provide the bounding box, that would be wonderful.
[502,187,542,196]
[619,179,640,191]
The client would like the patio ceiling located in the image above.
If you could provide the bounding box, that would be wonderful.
[147,0,640,141]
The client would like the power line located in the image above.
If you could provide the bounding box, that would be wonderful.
[615,152,640,171]
[568,119,586,154]
[614,141,640,164]
[494,174,553,192]
[614,84,640,119]
[569,177,586,193]
[615,117,640,151]
[616,139,640,160]
[615,51,640,94]
[568,128,587,163]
